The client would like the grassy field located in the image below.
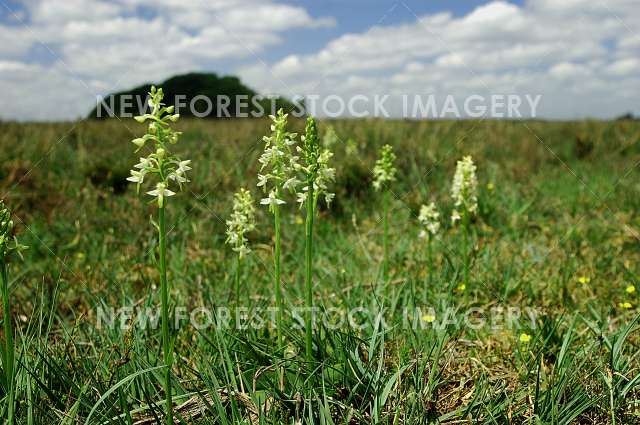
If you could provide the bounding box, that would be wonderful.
[1,117,639,423]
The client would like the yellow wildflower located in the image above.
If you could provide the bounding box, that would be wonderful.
[421,314,436,323]
[626,285,636,294]
[618,302,633,309]
[519,333,531,344]
[577,276,590,285]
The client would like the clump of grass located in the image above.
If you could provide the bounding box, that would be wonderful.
[450,156,478,290]
[296,116,335,362]
[127,86,191,425]
[0,200,27,425]
[225,188,256,305]
[257,109,298,346]
[372,144,397,284]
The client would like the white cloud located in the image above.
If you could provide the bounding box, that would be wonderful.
[28,0,121,23]
[605,58,640,76]
[1,0,638,120]
[549,62,592,80]
[618,33,640,51]
[0,26,32,57]
[0,0,334,120]
[0,60,95,121]
[238,0,640,119]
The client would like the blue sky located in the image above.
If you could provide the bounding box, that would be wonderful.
[0,0,638,120]
[267,0,516,59]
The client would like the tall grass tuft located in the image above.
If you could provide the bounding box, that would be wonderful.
[257,109,298,346]
[296,117,335,362]
[127,86,191,425]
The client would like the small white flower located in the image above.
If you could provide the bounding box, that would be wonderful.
[226,189,256,260]
[257,109,299,214]
[296,192,307,206]
[260,191,286,206]
[175,160,191,174]
[147,182,175,207]
[134,157,153,170]
[128,86,190,208]
[451,156,478,224]
[234,245,250,258]
[418,202,440,237]
[324,192,335,206]
[257,174,269,188]
[451,210,461,224]
[258,151,274,170]
[372,145,397,192]
[283,177,300,191]
[168,172,189,184]
[260,190,286,212]
[322,125,339,148]
[297,119,336,209]
[127,170,145,184]
[226,230,239,245]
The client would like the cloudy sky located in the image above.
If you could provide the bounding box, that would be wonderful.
[1,0,638,121]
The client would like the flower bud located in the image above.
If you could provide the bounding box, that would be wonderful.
[156,148,165,159]
[132,138,145,148]
[0,201,16,258]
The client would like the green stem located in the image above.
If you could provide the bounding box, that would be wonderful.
[235,255,241,308]
[608,367,616,425]
[1,261,14,425]
[273,188,283,347]
[158,206,173,425]
[383,189,390,284]
[304,185,315,363]
[427,234,433,302]
[462,212,470,289]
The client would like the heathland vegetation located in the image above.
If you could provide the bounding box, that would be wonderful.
[0,101,639,423]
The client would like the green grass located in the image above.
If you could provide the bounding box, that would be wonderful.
[1,117,639,423]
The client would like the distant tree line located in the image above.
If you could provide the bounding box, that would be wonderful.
[88,72,298,119]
